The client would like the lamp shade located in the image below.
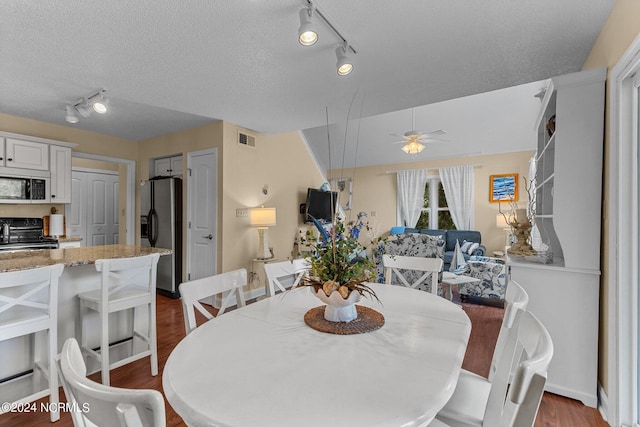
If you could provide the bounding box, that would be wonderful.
[249,207,277,227]
[496,214,509,229]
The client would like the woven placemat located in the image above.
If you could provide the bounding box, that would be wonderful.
[304,305,385,335]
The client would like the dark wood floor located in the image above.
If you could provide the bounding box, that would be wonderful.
[1,293,609,427]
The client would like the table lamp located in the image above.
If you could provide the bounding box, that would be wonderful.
[249,207,277,259]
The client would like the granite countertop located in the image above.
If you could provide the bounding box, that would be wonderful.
[56,236,83,242]
[0,244,172,273]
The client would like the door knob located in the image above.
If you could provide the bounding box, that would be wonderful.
[203,234,213,240]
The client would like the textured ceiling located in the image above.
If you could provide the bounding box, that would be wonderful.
[0,1,614,165]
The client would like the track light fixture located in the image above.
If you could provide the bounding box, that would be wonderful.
[298,4,318,46]
[65,89,109,124]
[65,106,79,124]
[297,0,356,76]
[335,43,353,76]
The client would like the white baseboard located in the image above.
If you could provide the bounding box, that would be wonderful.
[598,382,610,425]
[545,382,598,408]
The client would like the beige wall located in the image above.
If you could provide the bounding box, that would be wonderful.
[328,151,533,254]
[139,122,325,290]
[138,121,224,280]
[581,0,640,394]
[220,124,325,291]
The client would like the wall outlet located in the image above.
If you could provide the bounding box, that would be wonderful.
[236,208,248,218]
[371,211,376,217]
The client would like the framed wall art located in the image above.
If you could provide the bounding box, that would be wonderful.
[489,173,519,203]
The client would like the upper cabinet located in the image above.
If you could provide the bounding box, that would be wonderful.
[154,155,183,178]
[532,67,606,270]
[0,132,76,204]
[3,138,49,170]
[50,145,72,203]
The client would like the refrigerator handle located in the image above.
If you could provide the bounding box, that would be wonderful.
[148,209,159,247]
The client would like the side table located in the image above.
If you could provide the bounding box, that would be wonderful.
[441,272,481,302]
[251,258,279,298]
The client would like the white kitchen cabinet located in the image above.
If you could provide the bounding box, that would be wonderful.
[4,138,49,170]
[50,145,72,203]
[507,67,605,408]
[154,155,183,177]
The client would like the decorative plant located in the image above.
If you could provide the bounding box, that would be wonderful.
[296,212,383,302]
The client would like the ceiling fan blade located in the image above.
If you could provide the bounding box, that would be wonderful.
[422,129,447,137]
[422,137,450,143]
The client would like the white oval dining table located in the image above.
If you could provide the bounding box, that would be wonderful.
[163,282,471,427]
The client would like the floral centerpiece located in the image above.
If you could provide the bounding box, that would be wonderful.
[296,212,383,322]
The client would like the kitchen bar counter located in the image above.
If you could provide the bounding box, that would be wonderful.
[0,244,172,383]
[0,244,171,272]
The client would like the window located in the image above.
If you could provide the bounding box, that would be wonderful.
[415,177,455,230]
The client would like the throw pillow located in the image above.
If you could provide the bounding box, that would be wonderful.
[460,240,473,253]
[467,242,479,255]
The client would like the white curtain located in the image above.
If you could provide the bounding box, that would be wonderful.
[397,169,428,227]
[439,165,474,229]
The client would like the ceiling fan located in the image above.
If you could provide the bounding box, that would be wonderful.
[391,108,449,154]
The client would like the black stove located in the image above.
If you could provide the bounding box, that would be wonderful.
[0,217,59,252]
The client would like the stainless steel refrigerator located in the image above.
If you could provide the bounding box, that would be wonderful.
[140,177,183,298]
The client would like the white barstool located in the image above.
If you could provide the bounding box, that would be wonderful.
[78,253,160,386]
[0,263,64,422]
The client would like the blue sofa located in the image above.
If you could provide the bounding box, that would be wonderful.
[390,227,486,271]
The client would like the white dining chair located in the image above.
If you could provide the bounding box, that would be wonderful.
[78,253,160,386]
[0,263,64,422]
[435,310,553,427]
[179,268,247,335]
[433,280,529,426]
[263,259,309,297]
[58,337,166,427]
[382,254,443,294]
[488,280,529,382]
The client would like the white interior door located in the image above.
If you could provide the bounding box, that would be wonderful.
[187,149,217,281]
[70,169,119,245]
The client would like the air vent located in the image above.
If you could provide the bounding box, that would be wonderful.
[238,131,256,147]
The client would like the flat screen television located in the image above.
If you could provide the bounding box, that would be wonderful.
[304,188,338,223]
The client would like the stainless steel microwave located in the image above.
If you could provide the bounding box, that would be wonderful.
[0,174,50,203]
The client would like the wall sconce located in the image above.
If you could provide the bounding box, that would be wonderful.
[249,207,277,260]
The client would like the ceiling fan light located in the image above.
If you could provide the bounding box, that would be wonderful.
[298,7,318,46]
[401,141,425,155]
[65,106,79,124]
[335,45,353,76]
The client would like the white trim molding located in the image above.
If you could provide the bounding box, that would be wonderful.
[608,33,640,427]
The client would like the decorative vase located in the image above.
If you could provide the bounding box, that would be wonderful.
[312,287,361,322]
[507,222,537,256]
